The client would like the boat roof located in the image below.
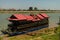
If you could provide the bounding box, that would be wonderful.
[25,15,34,21]
[13,14,27,20]
[40,13,49,18]
[8,13,49,21]
[36,14,44,19]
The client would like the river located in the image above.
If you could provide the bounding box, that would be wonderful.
[0,13,60,34]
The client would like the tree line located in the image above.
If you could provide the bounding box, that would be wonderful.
[0,7,49,11]
[0,7,57,11]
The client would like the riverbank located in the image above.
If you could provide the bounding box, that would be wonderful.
[0,12,60,40]
[0,11,60,13]
[0,26,60,40]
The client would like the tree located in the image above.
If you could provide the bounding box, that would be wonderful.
[34,7,38,11]
[28,7,33,11]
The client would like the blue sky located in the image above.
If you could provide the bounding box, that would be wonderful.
[0,0,60,10]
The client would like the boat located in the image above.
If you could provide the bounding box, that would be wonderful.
[2,13,49,36]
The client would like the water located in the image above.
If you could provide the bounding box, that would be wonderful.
[47,13,60,27]
[0,13,60,34]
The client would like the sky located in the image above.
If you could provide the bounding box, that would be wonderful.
[0,0,60,10]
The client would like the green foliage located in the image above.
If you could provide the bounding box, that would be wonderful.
[41,34,59,40]
[34,7,38,11]
[28,7,33,11]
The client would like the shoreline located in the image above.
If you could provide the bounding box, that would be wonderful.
[0,11,60,13]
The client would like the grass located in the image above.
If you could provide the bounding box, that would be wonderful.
[42,26,60,40]
[41,33,59,40]
[31,26,60,40]
[0,36,3,40]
